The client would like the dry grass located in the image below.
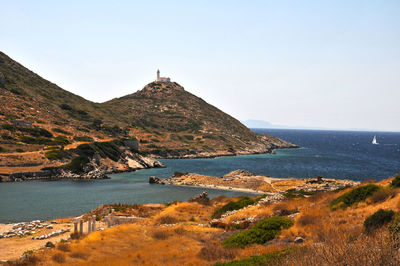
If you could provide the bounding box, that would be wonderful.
[14,179,400,266]
[152,229,171,240]
[273,201,298,216]
[156,215,179,224]
[197,242,237,261]
[368,188,398,204]
[51,252,66,264]
[69,251,88,260]
[279,229,400,266]
[57,243,70,252]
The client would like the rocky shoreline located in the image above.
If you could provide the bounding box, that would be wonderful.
[0,151,165,182]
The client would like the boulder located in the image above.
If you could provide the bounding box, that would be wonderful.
[45,241,55,248]
[149,176,161,184]
[189,191,210,204]
[294,236,304,243]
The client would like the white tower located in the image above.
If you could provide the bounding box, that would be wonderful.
[157,69,160,81]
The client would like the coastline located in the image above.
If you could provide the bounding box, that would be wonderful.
[0,146,298,182]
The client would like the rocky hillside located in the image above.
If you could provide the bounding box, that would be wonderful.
[104,82,297,157]
[0,51,296,165]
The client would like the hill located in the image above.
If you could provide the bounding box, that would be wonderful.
[0,51,296,174]
[103,81,296,157]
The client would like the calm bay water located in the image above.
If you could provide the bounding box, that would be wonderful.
[0,129,399,223]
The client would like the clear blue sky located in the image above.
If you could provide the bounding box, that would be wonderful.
[1,1,399,131]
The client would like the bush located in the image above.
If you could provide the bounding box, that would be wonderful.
[330,184,380,210]
[156,215,179,225]
[59,104,73,111]
[0,124,16,132]
[50,135,71,145]
[73,136,94,142]
[52,128,71,135]
[183,135,194,141]
[197,243,236,261]
[390,173,400,188]
[52,252,66,263]
[152,230,170,240]
[223,217,293,248]
[364,209,395,233]
[64,156,90,174]
[0,146,6,153]
[18,127,53,138]
[57,243,71,252]
[16,148,24,153]
[212,197,256,219]
[45,149,67,161]
[18,136,53,145]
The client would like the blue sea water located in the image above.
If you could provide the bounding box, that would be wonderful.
[0,129,399,223]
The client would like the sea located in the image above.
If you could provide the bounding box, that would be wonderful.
[0,129,399,223]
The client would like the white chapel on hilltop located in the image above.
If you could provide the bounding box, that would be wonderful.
[156,69,170,83]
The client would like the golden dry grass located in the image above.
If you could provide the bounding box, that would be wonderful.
[13,178,400,266]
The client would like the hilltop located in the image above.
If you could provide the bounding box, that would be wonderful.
[104,81,296,157]
[0,51,296,175]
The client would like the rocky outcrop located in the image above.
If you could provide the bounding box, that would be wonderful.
[188,191,210,204]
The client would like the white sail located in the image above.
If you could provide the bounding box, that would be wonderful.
[372,135,378,145]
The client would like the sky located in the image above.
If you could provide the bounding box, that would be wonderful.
[1,1,399,132]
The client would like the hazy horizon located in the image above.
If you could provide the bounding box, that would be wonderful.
[1,1,399,131]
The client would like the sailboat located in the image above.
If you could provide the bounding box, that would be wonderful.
[372,135,379,145]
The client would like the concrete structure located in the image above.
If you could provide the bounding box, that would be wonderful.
[156,69,170,83]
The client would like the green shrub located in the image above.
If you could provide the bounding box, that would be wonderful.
[364,209,395,233]
[73,136,94,142]
[214,248,295,266]
[45,149,67,161]
[52,128,71,135]
[1,133,14,140]
[330,184,380,210]
[223,217,293,248]
[50,135,71,145]
[183,135,194,141]
[18,127,53,138]
[390,173,400,188]
[18,136,53,145]
[0,124,16,132]
[212,197,256,219]
[16,148,24,153]
[59,104,73,111]
[64,156,90,174]
[0,146,6,152]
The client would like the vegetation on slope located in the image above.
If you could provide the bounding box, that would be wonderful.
[223,217,293,248]
[330,184,380,210]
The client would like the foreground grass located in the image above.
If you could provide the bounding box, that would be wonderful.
[214,248,296,266]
